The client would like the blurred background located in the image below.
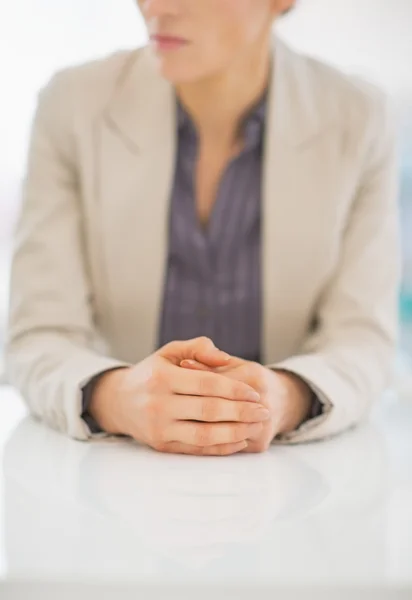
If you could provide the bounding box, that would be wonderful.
[0,0,411,385]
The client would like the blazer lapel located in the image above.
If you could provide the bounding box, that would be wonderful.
[97,49,176,362]
[262,38,341,364]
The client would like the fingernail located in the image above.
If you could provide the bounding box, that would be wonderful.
[214,347,230,359]
[182,359,196,366]
[246,390,261,402]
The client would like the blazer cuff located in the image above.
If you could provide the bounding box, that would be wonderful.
[64,353,131,439]
[266,355,341,444]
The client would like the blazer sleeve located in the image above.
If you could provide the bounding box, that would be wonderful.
[5,73,130,440]
[270,90,401,443]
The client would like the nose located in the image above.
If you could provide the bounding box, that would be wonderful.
[141,0,180,19]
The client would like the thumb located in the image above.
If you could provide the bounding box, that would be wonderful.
[158,337,231,367]
[180,359,214,372]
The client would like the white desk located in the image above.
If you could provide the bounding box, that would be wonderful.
[0,386,411,600]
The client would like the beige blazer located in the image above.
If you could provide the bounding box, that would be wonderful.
[6,37,400,443]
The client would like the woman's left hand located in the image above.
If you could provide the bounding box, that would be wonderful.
[180,357,313,453]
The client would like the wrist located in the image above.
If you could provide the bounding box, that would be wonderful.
[272,370,313,435]
[88,368,130,435]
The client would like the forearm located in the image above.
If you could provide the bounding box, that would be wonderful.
[5,330,129,439]
[270,338,395,443]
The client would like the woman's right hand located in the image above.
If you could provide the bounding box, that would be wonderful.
[88,337,268,455]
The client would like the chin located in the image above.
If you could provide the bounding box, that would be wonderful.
[154,55,209,85]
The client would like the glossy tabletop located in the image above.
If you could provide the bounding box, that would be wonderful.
[0,386,411,600]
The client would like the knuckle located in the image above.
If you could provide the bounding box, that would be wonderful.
[200,398,218,422]
[193,424,211,447]
[233,381,249,399]
[192,337,214,359]
[157,340,179,358]
[196,336,213,346]
[237,403,251,422]
[159,340,174,353]
[198,374,215,396]
[231,425,245,443]
[146,365,165,392]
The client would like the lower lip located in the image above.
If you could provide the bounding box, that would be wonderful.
[151,37,188,52]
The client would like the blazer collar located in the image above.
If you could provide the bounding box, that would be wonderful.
[104,36,339,154]
[104,46,175,154]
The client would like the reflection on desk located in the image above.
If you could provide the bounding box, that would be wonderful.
[2,393,411,589]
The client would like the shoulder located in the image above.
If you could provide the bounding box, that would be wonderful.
[36,48,148,122]
[285,42,394,140]
[304,52,386,109]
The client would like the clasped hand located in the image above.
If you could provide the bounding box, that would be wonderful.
[89,337,312,455]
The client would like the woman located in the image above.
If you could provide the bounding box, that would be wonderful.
[6,0,400,455]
